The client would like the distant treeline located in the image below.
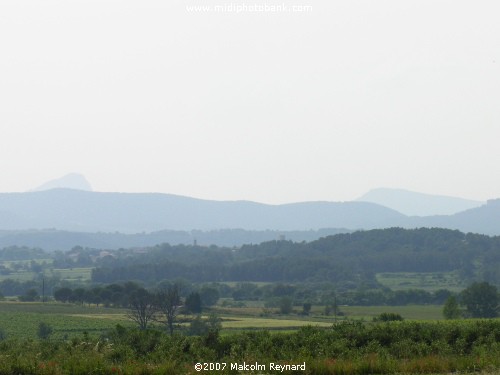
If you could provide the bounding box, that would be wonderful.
[0,246,46,260]
[91,228,500,287]
[0,277,455,307]
[0,228,350,250]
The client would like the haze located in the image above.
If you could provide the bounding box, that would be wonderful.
[1,0,499,204]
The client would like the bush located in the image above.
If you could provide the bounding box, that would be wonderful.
[38,322,53,340]
[188,315,209,336]
[18,288,39,302]
[373,312,404,322]
[443,295,461,319]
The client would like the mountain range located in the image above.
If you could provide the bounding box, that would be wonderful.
[357,188,483,216]
[0,174,499,249]
[0,188,404,233]
[0,188,498,235]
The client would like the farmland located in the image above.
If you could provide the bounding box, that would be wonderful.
[0,302,131,340]
[0,303,498,374]
[0,300,484,341]
[376,271,464,292]
[0,300,455,341]
[0,301,363,339]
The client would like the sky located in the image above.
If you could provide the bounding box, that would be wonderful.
[1,0,499,204]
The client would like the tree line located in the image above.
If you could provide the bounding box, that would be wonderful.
[91,228,500,287]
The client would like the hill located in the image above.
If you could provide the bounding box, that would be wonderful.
[90,227,500,287]
[357,188,483,216]
[31,173,92,192]
[0,189,404,233]
[1,189,500,239]
[408,199,500,235]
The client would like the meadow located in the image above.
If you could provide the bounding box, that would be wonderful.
[0,302,131,340]
[0,291,498,374]
[0,299,468,340]
[376,272,464,293]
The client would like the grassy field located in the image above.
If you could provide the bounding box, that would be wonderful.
[222,316,332,330]
[0,302,133,339]
[0,271,37,281]
[216,303,446,322]
[376,271,464,292]
[0,259,53,267]
[45,267,93,281]
[0,301,336,339]
[0,300,452,342]
[339,304,444,320]
[0,259,92,282]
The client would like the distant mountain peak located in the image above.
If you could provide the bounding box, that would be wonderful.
[357,188,483,216]
[32,173,92,192]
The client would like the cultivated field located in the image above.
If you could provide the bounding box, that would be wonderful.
[376,271,464,292]
[0,300,460,341]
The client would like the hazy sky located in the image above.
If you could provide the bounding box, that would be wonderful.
[1,0,499,204]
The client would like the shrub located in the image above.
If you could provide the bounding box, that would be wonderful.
[373,312,404,322]
[38,322,53,340]
[443,295,461,319]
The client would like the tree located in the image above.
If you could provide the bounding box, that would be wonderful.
[155,284,181,335]
[443,296,461,319]
[71,288,86,305]
[19,288,39,302]
[185,292,202,314]
[127,288,157,330]
[30,260,42,273]
[200,286,219,307]
[302,303,312,316]
[279,297,293,314]
[460,282,499,318]
[188,313,222,345]
[54,287,73,303]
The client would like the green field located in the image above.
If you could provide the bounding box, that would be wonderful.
[0,302,133,340]
[376,271,464,292]
[0,271,37,281]
[0,258,92,282]
[45,267,93,281]
[339,304,444,320]
[0,300,451,341]
[0,301,336,339]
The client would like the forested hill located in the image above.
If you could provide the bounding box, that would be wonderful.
[91,228,500,287]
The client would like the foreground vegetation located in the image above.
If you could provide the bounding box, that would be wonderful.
[0,319,498,374]
[0,302,499,374]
